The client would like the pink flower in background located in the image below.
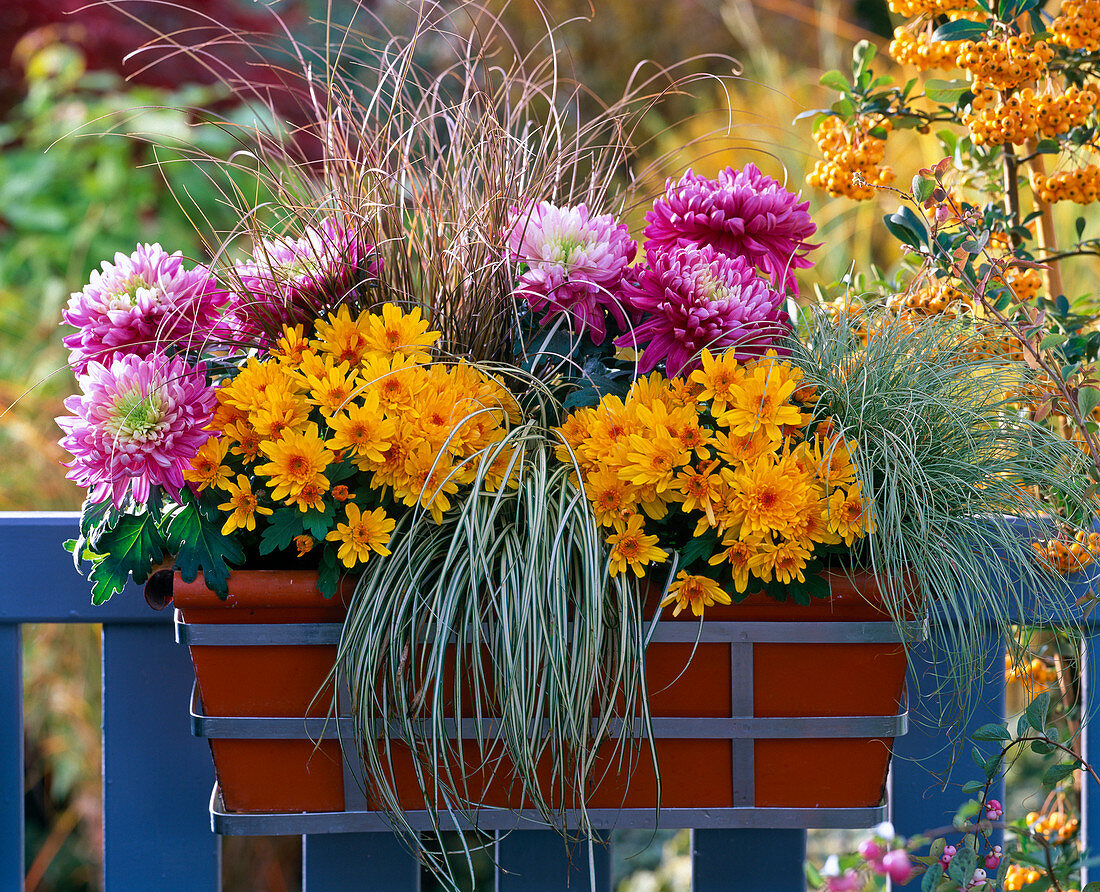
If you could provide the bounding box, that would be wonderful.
[228,217,378,341]
[62,243,229,374]
[615,245,791,376]
[57,353,216,508]
[643,164,817,295]
[507,201,637,344]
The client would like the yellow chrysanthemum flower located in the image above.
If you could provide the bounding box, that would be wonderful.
[223,419,263,463]
[814,436,858,489]
[326,503,395,567]
[184,436,232,491]
[786,489,842,547]
[730,454,811,538]
[606,514,668,577]
[708,532,764,593]
[250,390,311,441]
[480,445,521,492]
[665,376,703,409]
[690,348,744,415]
[256,423,333,502]
[271,324,310,367]
[584,465,639,527]
[660,571,731,617]
[362,355,425,412]
[327,391,394,463]
[827,483,876,546]
[364,302,440,362]
[670,460,729,526]
[667,405,713,460]
[290,479,327,513]
[313,305,374,367]
[222,356,299,415]
[397,445,459,522]
[719,357,806,441]
[217,475,273,535]
[296,356,363,416]
[748,536,813,585]
[628,372,674,409]
[623,428,688,494]
[713,429,781,471]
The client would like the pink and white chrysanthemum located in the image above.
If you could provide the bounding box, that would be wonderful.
[57,353,216,508]
[644,165,817,295]
[62,243,229,374]
[227,217,378,342]
[616,245,792,376]
[507,201,637,344]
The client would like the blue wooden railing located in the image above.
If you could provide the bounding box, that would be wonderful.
[0,510,1096,891]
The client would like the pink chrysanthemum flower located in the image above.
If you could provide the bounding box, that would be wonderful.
[57,353,216,508]
[228,217,378,342]
[644,164,817,295]
[616,245,791,376]
[507,201,637,344]
[62,243,229,375]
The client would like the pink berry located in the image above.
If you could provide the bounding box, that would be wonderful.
[858,838,885,863]
[985,854,1000,870]
[985,799,1003,820]
[882,849,912,885]
[941,844,957,866]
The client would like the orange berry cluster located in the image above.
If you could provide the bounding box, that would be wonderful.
[1052,0,1100,51]
[888,0,971,15]
[1031,163,1100,203]
[887,280,973,316]
[1036,85,1097,136]
[1027,810,1080,842]
[1006,865,1077,891]
[965,96,1037,145]
[808,116,895,200]
[957,34,1053,92]
[1003,266,1043,301]
[1031,529,1100,573]
[1004,651,1058,686]
[889,28,965,70]
[822,299,871,345]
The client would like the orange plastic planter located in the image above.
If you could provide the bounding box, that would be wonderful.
[172,569,908,816]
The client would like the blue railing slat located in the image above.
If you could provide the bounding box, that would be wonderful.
[1081,631,1099,885]
[1,624,24,892]
[494,829,611,891]
[303,833,420,889]
[101,624,219,890]
[694,829,806,890]
[0,513,167,624]
[892,636,1007,845]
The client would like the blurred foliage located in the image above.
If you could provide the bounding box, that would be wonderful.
[0,39,267,511]
[1,31,283,892]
